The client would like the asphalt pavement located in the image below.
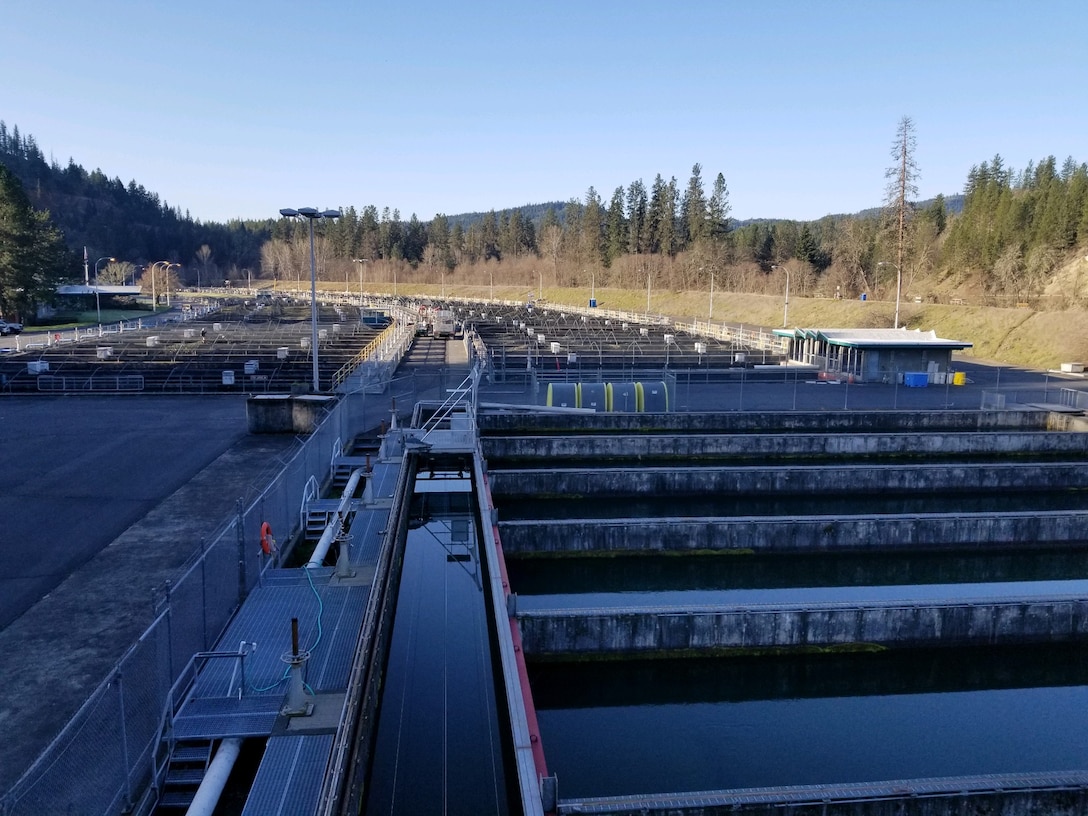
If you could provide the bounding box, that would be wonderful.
[0,394,299,792]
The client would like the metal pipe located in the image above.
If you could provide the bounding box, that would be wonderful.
[184,737,243,816]
[306,469,365,568]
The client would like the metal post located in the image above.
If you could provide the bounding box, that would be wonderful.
[709,271,715,321]
[308,218,320,392]
[116,671,133,810]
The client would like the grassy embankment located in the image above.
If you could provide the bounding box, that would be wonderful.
[365,282,1088,372]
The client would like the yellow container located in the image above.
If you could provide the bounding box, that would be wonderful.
[952,371,966,386]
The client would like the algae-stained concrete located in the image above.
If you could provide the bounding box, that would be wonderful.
[518,598,1088,658]
[497,512,1088,555]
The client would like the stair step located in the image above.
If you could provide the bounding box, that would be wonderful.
[171,744,211,764]
[159,790,197,809]
[166,767,206,785]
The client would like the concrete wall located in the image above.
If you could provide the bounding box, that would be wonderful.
[247,394,338,433]
[482,430,1088,462]
[489,461,1088,499]
[559,780,1088,816]
[478,409,1055,436]
[517,598,1088,657]
[497,512,1088,555]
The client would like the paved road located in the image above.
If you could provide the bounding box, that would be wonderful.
[0,396,261,630]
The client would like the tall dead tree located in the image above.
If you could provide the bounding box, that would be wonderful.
[884,116,920,327]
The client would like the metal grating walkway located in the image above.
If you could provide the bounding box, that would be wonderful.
[166,461,402,814]
[241,735,335,816]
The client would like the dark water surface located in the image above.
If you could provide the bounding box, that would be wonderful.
[364,509,513,815]
[530,647,1088,797]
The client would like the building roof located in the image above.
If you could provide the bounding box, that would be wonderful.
[773,327,972,351]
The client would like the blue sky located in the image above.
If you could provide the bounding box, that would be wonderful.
[3,0,1086,224]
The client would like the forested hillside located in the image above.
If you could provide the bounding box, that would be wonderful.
[3,118,1088,328]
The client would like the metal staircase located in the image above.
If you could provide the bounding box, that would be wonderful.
[157,738,213,809]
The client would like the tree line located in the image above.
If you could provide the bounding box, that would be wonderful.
[4,117,1088,326]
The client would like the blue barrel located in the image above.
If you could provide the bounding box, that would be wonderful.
[608,382,638,412]
[589,298,597,308]
[579,383,606,412]
[546,383,578,407]
[638,381,669,412]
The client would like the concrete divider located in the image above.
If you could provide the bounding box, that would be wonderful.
[489,461,1088,499]
[517,596,1088,657]
[478,409,1056,436]
[497,511,1088,555]
[482,429,1088,462]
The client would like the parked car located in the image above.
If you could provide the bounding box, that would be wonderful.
[0,320,23,335]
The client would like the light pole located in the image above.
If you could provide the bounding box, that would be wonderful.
[150,261,165,310]
[708,270,715,322]
[489,271,494,302]
[772,264,792,328]
[149,261,179,311]
[537,269,542,301]
[94,256,115,324]
[877,261,903,328]
[645,268,652,315]
[166,263,180,307]
[352,258,368,300]
[280,207,341,393]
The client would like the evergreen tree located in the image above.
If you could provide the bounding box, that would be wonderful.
[605,186,626,266]
[797,224,820,268]
[646,174,667,254]
[707,172,732,241]
[480,210,500,261]
[1063,164,1088,248]
[922,193,946,234]
[680,163,708,247]
[403,214,426,264]
[0,164,72,319]
[626,179,647,254]
[429,214,453,269]
[581,187,604,266]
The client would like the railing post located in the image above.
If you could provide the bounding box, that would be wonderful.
[116,670,134,811]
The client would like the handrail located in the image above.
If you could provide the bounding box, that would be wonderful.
[331,323,398,390]
[299,475,318,536]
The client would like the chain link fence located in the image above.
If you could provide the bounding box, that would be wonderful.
[0,375,424,816]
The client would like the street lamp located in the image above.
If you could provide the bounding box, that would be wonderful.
[150,261,165,310]
[878,261,902,328]
[149,261,179,311]
[280,207,341,393]
[94,256,115,324]
[165,263,180,307]
[772,264,792,328]
[489,271,494,302]
[352,258,368,300]
[537,269,542,301]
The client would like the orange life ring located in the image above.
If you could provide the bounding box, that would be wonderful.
[260,522,274,555]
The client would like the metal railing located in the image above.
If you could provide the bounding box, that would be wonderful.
[0,375,424,816]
